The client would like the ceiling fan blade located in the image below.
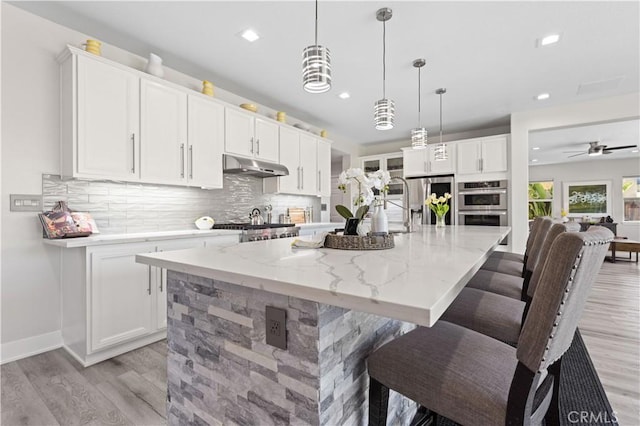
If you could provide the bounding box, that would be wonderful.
[562,150,584,153]
[568,152,586,158]
[603,145,637,151]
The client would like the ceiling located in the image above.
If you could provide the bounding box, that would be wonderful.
[528,119,639,166]
[11,1,640,149]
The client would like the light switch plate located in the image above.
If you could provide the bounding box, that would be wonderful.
[265,306,287,350]
[10,194,43,212]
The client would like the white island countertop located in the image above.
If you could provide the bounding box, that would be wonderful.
[136,225,511,327]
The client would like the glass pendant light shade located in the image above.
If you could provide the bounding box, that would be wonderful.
[374,8,394,130]
[374,98,395,130]
[411,127,427,149]
[434,87,448,161]
[303,0,331,93]
[302,45,331,93]
[411,58,427,149]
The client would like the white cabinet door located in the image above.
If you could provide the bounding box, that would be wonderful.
[188,96,224,188]
[481,136,508,173]
[428,145,456,175]
[457,140,482,175]
[403,149,427,177]
[155,239,206,330]
[225,108,255,158]
[89,243,156,352]
[317,139,332,197]
[255,118,279,162]
[140,80,188,184]
[278,127,301,194]
[299,134,318,195]
[76,55,139,180]
[362,157,382,173]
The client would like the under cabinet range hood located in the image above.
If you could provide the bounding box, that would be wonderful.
[223,154,289,177]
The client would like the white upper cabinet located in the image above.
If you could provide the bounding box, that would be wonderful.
[403,146,455,177]
[316,139,331,197]
[187,96,225,188]
[299,133,318,195]
[68,54,140,180]
[140,80,188,185]
[457,135,508,176]
[225,108,279,163]
[277,127,302,194]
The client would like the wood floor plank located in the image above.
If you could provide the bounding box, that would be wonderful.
[57,348,132,386]
[117,370,167,418]
[96,378,165,425]
[1,362,60,426]
[146,340,168,357]
[114,347,168,393]
[17,351,132,426]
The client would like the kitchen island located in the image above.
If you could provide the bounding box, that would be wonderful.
[136,225,511,426]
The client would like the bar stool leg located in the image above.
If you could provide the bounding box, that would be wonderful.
[368,378,389,426]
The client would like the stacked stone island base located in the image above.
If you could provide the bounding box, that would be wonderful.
[166,271,416,426]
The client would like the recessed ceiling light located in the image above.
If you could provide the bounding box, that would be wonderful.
[536,93,550,101]
[539,34,561,46]
[239,29,260,42]
[338,92,350,99]
[532,147,540,151]
[531,159,539,162]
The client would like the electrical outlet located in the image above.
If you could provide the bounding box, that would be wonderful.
[265,306,287,350]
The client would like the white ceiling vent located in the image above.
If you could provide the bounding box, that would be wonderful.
[577,76,624,95]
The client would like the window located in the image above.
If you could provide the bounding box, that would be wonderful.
[622,176,640,222]
[528,181,553,220]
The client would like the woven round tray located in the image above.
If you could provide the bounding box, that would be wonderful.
[324,233,394,250]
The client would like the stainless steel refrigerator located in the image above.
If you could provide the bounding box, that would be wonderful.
[406,175,456,225]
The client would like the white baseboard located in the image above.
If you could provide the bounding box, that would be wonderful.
[0,330,63,364]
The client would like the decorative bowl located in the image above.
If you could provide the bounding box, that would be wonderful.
[195,216,215,230]
[240,103,258,112]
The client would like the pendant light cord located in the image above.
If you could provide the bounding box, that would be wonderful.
[439,92,443,143]
[382,19,386,99]
[417,66,421,127]
[314,0,318,46]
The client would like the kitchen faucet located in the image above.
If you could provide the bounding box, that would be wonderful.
[386,177,412,233]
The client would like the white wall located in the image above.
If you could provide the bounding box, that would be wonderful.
[530,158,640,240]
[510,93,640,253]
[0,4,360,360]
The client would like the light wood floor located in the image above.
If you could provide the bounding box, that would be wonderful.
[1,260,638,426]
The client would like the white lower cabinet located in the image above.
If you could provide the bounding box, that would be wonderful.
[61,235,237,366]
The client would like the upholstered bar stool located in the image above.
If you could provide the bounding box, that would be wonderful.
[481,217,553,277]
[367,228,613,426]
[487,216,544,264]
[466,218,554,300]
[440,223,577,344]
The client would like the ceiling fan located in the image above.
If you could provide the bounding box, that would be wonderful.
[564,141,638,158]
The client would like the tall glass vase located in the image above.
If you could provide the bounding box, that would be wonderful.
[435,213,446,228]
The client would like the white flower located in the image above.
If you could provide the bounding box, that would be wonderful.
[338,171,348,186]
[438,196,446,203]
[346,168,364,179]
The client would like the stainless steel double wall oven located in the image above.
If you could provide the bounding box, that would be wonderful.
[457,180,508,243]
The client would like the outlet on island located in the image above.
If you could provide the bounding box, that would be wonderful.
[265,306,287,350]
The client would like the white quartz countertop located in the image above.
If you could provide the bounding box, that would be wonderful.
[296,222,343,229]
[136,225,510,327]
[42,229,241,248]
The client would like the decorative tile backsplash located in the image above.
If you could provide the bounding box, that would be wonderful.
[43,174,320,234]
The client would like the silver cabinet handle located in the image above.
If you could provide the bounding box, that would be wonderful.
[256,139,260,156]
[160,269,164,292]
[131,134,136,173]
[479,158,484,172]
[147,266,152,295]
[250,137,254,154]
[318,170,321,192]
[189,145,193,179]
[180,144,185,178]
[297,167,301,189]
[301,167,304,190]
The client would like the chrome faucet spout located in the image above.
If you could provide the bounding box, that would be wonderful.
[387,177,412,233]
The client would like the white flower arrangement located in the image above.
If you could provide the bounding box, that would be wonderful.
[425,192,452,217]
[336,168,391,220]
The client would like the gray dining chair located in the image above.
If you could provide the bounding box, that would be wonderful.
[367,228,613,426]
[467,218,554,299]
[440,223,576,344]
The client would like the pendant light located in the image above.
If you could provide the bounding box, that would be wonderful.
[411,58,427,149]
[302,0,331,93]
[434,88,448,161]
[374,8,394,130]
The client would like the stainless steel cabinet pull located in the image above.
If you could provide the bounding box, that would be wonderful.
[131,134,136,173]
[160,269,164,292]
[180,144,185,178]
[479,158,484,172]
[147,266,152,295]
[250,137,254,154]
[297,167,301,189]
[318,170,322,191]
[301,167,304,189]
[256,139,260,155]
[189,145,193,179]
